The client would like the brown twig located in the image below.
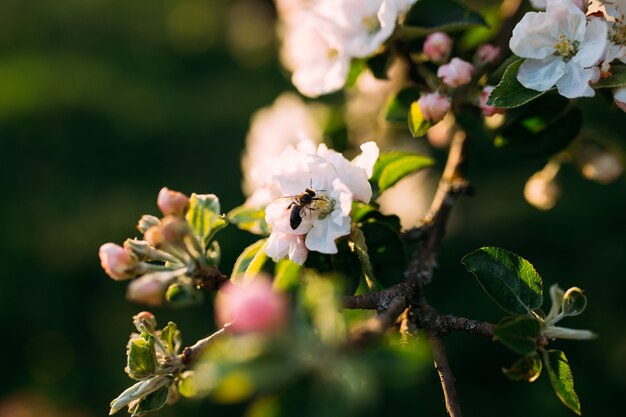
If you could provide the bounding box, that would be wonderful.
[429,334,464,417]
[180,325,229,365]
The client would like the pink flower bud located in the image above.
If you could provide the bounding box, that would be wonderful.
[479,86,505,117]
[99,243,138,280]
[437,58,474,87]
[215,277,288,333]
[127,276,166,306]
[423,32,453,63]
[614,87,626,113]
[417,93,451,122]
[157,187,189,216]
[474,44,501,66]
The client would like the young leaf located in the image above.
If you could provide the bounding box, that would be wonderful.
[493,316,541,355]
[186,193,228,248]
[231,239,268,284]
[227,205,270,236]
[371,151,434,193]
[594,64,626,89]
[408,101,434,137]
[487,59,548,108]
[383,87,421,123]
[561,287,587,317]
[110,377,169,415]
[127,332,158,380]
[502,353,542,382]
[130,385,170,416]
[159,322,181,355]
[543,349,581,415]
[403,0,487,36]
[462,247,543,315]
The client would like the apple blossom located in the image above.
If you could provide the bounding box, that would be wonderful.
[263,139,379,264]
[215,277,288,333]
[479,86,505,117]
[599,0,626,72]
[510,0,608,98]
[437,58,474,87]
[99,243,139,281]
[157,187,189,217]
[423,32,453,63]
[417,92,451,122]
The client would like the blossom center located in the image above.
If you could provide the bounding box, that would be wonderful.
[312,195,334,220]
[553,34,579,61]
[361,14,381,36]
[612,20,626,45]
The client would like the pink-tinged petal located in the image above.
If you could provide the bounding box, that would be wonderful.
[423,32,453,63]
[288,235,308,265]
[518,56,566,91]
[574,18,608,67]
[265,232,291,260]
[510,11,558,59]
[555,61,596,98]
[548,0,586,42]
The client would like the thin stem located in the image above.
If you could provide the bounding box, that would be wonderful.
[180,324,230,366]
[428,334,464,417]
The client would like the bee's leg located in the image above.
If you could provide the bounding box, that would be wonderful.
[286,202,295,210]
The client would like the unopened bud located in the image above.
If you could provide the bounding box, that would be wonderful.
[144,225,165,248]
[423,32,452,63]
[215,277,288,333]
[157,187,190,217]
[161,215,191,244]
[138,215,161,233]
[127,276,166,306]
[474,44,500,66]
[133,311,157,332]
[524,163,561,210]
[480,86,505,117]
[124,239,157,260]
[99,243,139,280]
[417,93,451,122]
[437,57,473,88]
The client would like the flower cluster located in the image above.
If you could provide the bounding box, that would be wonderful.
[510,0,626,104]
[261,139,379,264]
[277,0,416,97]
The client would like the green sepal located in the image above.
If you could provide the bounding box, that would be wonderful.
[408,101,435,137]
[502,353,542,382]
[227,205,270,236]
[186,193,228,248]
[165,283,203,308]
[130,384,170,416]
[231,239,268,284]
[371,150,434,194]
[127,331,158,380]
[402,0,487,36]
[159,322,181,355]
[493,316,541,355]
[487,59,548,108]
[462,247,543,316]
[543,349,581,415]
[383,87,421,123]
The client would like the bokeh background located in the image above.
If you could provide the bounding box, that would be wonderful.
[1,0,625,416]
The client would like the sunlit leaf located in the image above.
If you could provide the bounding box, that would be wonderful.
[231,239,268,284]
[186,193,228,248]
[227,205,270,236]
[127,331,158,380]
[503,353,542,382]
[544,349,581,415]
[487,59,548,108]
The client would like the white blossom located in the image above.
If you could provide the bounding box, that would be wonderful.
[242,93,323,206]
[597,0,626,71]
[264,140,379,264]
[510,0,608,98]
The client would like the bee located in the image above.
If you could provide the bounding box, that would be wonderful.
[286,187,322,230]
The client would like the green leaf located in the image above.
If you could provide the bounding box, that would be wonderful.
[503,353,542,382]
[408,101,434,137]
[594,64,626,89]
[186,193,228,248]
[544,349,581,415]
[383,87,421,123]
[462,247,543,315]
[487,59,548,108]
[273,259,303,292]
[350,202,377,223]
[350,226,382,292]
[131,385,169,416]
[561,287,587,317]
[159,322,181,355]
[231,239,268,284]
[227,204,270,236]
[127,332,158,380]
[493,316,541,355]
[371,151,434,193]
[495,95,582,158]
[110,377,169,415]
[165,283,203,308]
[402,0,487,36]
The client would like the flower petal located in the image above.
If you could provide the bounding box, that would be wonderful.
[573,17,608,67]
[555,60,596,98]
[510,11,558,59]
[305,215,350,254]
[517,56,566,91]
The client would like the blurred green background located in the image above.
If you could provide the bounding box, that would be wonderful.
[1,0,625,416]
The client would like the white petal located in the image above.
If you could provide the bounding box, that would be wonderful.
[510,11,558,59]
[351,141,380,178]
[518,56,566,91]
[265,232,291,260]
[574,18,608,67]
[305,216,351,254]
[288,235,308,264]
[555,61,596,98]
[548,0,586,42]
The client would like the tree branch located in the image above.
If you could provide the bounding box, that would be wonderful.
[428,334,464,417]
[180,324,229,365]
